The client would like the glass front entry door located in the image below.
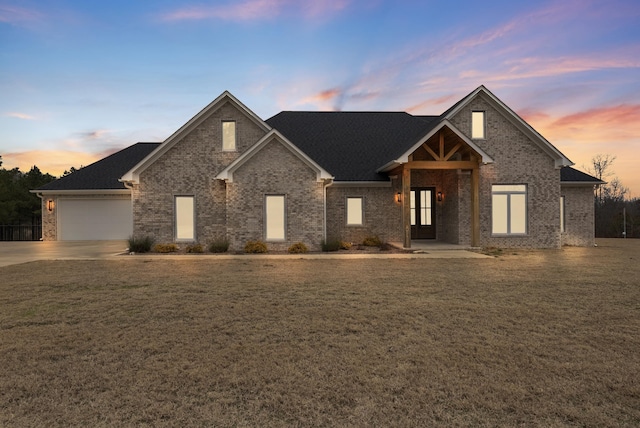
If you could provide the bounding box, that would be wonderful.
[410,187,436,239]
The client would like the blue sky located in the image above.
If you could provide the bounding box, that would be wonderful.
[1,0,639,196]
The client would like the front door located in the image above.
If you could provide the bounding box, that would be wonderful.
[411,187,436,239]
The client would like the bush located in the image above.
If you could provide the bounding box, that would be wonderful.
[321,239,341,252]
[339,240,352,250]
[127,236,154,253]
[186,243,204,253]
[288,242,308,254]
[362,235,382,247]
[209,239,229,253]
[244,240,267,254]
[153,243,178,253]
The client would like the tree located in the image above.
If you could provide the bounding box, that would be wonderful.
[585,154,637,237]
[586,154,617,204]
[0,164,56,224]
[62,166,82,177]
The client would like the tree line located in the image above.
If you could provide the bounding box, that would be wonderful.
[587,154,639,238]
[0,155,56,225]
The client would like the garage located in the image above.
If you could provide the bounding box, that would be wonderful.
[57,198,132,241]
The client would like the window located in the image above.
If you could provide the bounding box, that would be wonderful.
[222,120,236,151]
[265,195,286,241]
[410,190,432,226]
[471,111,485,139]
[346,197,363,226]
[175,196,195,240]
[492,185,527,235]
[560,196,565,233]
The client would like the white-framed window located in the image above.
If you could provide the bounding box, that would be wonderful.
[222,120,236,151]
[492,185,527,235]
[471,111,485,139]
[560,196,566,233]
[346,197,363,226]
[175,195,195,241]
[265,195,286,241]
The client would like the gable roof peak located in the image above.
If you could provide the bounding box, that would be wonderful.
[443,84,572,168]
[120,90,271,183]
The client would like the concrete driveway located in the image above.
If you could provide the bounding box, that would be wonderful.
[0,241,128,267]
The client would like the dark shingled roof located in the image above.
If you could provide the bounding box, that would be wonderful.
[37,142,160,191]
[266,112,439,181]
[561,166,603,183]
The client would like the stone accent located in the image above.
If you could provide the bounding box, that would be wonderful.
[561,185,596,246]
[41,196,56,241]
[227,137,326,252]
[450,95,562,248]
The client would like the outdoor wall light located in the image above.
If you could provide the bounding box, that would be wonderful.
[437,192,444,202]
[47,200,54,212]
[395,192,402,204]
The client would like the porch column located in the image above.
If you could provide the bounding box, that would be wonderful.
[403,165,411,248]
[471,166,480,247]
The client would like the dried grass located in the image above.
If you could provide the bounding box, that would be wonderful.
[1,239,639,427]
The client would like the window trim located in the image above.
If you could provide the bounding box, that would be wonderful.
[471,111,486,139]
[174,195,196,242]
[346,196,364,226]
[222,120,236,152]
[491,184,527,236]
[264,194,286,242]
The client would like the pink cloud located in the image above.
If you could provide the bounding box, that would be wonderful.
[159,0,352,22]
[0,4,43,24]
[406,94,458,114]
[5,112,36,120]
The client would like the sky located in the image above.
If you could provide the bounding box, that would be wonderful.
[1,0,639,197]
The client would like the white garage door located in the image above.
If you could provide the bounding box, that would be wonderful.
[58,199,132,240]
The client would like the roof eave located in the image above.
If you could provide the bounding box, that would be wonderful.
[30,189,131,195]
[216,130,334,183]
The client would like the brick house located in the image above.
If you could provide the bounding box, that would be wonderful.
[34,86,602,249]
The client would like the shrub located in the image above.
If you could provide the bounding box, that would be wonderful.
[339,240,352,250]
[186,243,204,253]
[288,242,308,254]
[244,240,268,254]
[362,235,382,247]
[127,236,154,253]
[209,239,229,253]
[153,243,178,253]
[321,239,341,252]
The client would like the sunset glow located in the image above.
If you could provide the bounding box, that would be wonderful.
[1,0,639,196]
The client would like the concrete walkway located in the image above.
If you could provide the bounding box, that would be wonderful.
[0,240,490,268]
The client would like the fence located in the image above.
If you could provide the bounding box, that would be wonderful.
[0,224,42,241]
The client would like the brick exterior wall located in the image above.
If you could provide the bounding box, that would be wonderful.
[326,184,402,244]
[449,95,562,248]
[126,91,586,250]
[227,137,326,252]
[561,185,596,246]
[132,101,268,245]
